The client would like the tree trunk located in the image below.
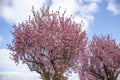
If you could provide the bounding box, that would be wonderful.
[41,73,50,80]
[53,73,68,80]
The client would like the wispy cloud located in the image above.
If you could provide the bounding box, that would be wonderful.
[107,0,120,15]
[0,0,101,30]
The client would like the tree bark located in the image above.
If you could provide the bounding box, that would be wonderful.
[53,73,68,80]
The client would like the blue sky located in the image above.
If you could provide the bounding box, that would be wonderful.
[0,0,120,80]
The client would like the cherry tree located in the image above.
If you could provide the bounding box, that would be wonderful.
[77,35,120,80]
[8,6,87,80]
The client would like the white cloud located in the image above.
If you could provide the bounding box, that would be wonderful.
[0,0,9,10]
[74,16,88,30]
[0,49,40,80]
[77,1,100,30]
[0,72,40,80]
[50,0,101,30]
[50,0,79,16]
[117,75,120,80]
[0,0,101,30]
[107,0,120,15]
[0,49,28,71]
[0,72,80,80]
[68,72,79,80]
[0,0,46,24]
